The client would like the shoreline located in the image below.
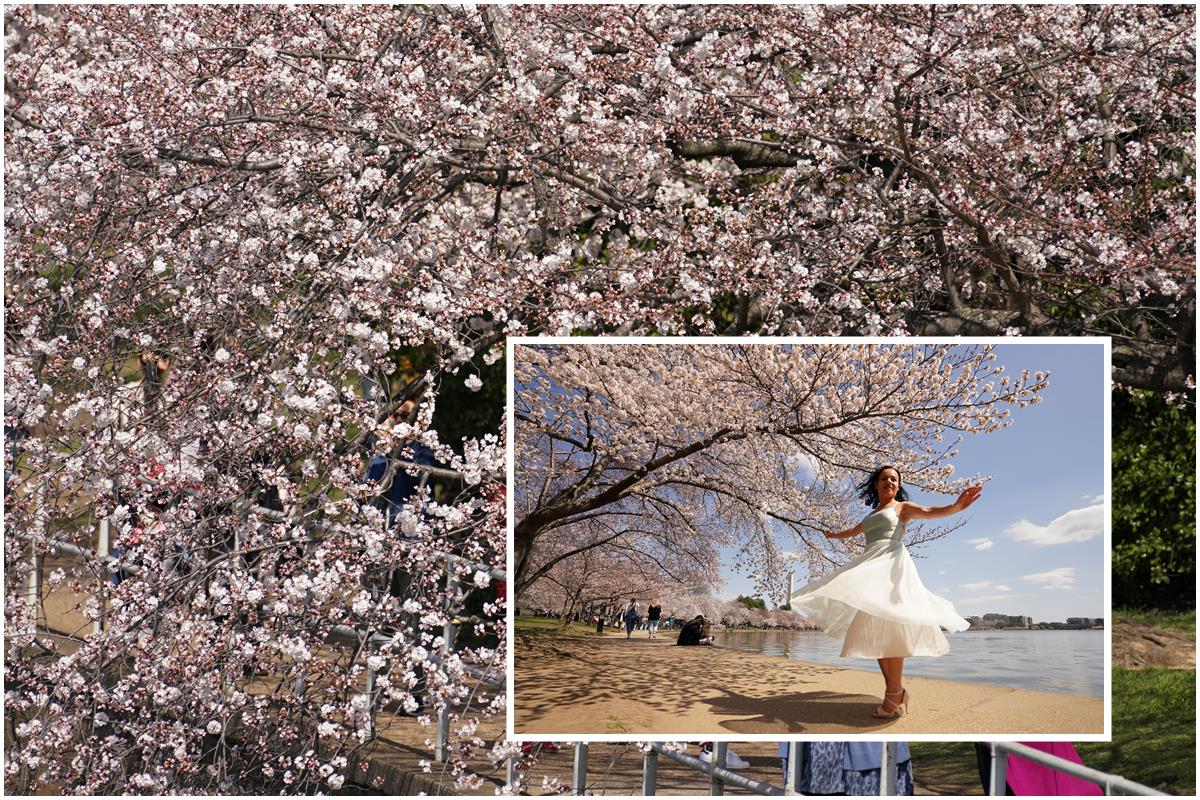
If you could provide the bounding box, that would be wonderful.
[710,642,1102,700]
[715,627,1107,633]
[514,633,1105,736]
[714,628,1105,698]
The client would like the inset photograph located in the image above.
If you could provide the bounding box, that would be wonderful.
[509,339,1109,738]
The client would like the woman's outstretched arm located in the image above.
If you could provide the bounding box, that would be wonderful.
[824,521,864,539]
[900,485,983,522]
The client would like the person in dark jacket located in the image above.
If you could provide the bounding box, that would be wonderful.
[622,599,640,638]
[676,615,714,646]
[647,600,663,638]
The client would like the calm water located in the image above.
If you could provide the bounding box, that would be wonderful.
[716,628,1104,697]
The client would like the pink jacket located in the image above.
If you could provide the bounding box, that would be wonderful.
[1007,742,1102,796]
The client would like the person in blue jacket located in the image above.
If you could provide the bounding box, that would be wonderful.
[364,398,438,528]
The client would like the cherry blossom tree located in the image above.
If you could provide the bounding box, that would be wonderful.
[653,592,814,630]
[3,3,1190,793]
[518,513,718,625]
[514,342,1048,597]
[6,5,1194,390]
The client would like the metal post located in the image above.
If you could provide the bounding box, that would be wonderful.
[435,574,460,762]
[880,741,898,796]
[784,741,804,794]
[27,482,46,626]
[363,639,377,740]
[572,743,588,795]
[711,742,728,795]
[989,743,1007,796]
[642,748,658,795]
[506,754,519,792]
[93,518,110,636]
[26,549,42,626]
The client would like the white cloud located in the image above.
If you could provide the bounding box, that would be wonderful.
[1005,503,1103,546]
[960,580,1011,592]
[1079,492,1105,503]
[968,537,994,551]
[957,593,1024,606]
[1021,567,1076,590]
[791,451,821,479]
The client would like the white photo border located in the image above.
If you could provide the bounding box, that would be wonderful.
[505,335,1112,743]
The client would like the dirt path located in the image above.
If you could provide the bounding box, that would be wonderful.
[1112,619,1195,668]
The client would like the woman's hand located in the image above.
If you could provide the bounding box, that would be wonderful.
[953,485,983,511]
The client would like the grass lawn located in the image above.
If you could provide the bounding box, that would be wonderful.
[514,615,605,637]
[912,667,1196,796]
[1113,608,1196,638]
[1076,667,1196,795]
[909,742,984,795]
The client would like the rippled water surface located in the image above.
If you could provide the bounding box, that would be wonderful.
[715,628,1104,696]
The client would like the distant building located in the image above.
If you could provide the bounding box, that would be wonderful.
[979,613,1032,628]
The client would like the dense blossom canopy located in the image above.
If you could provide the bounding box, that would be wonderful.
[6,4,1195,384]
[1,3,1191,793]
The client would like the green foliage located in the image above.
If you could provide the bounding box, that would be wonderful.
[735,594,767,610]
[1111,390,1196,609]
[430,353,506,454]
[382,344,505,457]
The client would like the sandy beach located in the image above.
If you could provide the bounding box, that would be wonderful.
[514,632,1104,736]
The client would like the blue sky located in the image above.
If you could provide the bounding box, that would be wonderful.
[717,342,1107,624]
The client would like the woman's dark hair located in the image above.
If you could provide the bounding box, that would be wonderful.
[857,465,909,508]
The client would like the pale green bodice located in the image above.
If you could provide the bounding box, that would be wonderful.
[863,506,904,544]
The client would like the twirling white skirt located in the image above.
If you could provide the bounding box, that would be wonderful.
[790,539,969,658]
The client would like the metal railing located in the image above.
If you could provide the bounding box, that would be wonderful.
[988,742,1168,796]
[15,517,506,766]
[555,741,898,796]
[511,741,1169,797]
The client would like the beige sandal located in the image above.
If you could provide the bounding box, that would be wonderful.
[872,689,908,719]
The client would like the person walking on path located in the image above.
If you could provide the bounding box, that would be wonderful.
[789,465,980,719]
[622,599,640,639]
[647,600,662,638]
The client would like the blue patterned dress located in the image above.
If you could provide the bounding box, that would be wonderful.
[779,742,915,795]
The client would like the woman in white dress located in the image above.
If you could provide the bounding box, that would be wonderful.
[790,466,981,719]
